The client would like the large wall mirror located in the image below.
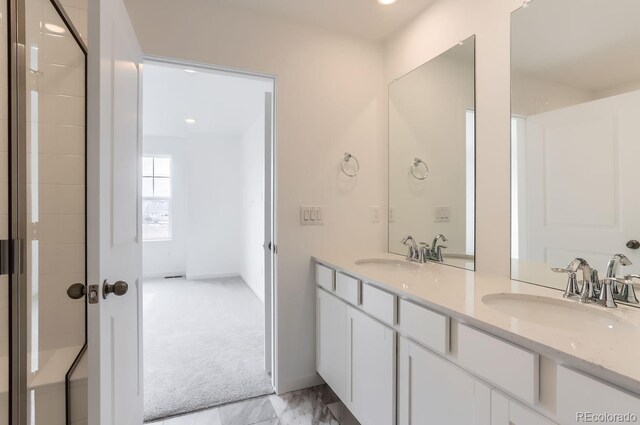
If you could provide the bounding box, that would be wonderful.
[511,0,640,304]
[389,36,475,271]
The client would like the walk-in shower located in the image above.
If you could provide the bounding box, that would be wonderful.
[1,0,88,424]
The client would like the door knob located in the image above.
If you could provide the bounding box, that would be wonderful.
[626,240,640,250]
[102,280,128,299]
[67,283,86,299]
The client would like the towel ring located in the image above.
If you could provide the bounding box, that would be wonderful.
[411,158,429,180]
[341,153,360,177]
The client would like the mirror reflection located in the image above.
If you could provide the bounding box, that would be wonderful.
[389,36,475,270]
[511,0,640,305]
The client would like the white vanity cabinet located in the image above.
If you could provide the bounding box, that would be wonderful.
[316,287,347,400]
[345,306,396,425]
[491,391,557,425]
[316,286,396,425]
[314,261,640,425]
[398,337,491,425]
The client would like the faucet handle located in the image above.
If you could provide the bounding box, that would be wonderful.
[617,275,640,304]
[601,278,626,308]
[551,267,580,298]
[552,267,581,297]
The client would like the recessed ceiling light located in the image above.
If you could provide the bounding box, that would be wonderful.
[184,118,196,124]
[184,69,197,74]
[377,0,397,5]
[44,23,66,34]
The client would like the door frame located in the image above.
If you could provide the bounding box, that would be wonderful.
[140,55,279,390]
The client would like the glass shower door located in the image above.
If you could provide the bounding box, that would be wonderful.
[23,0,87,423]
[0,0,8,422]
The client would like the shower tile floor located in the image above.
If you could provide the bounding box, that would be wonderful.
[146,384,361,425]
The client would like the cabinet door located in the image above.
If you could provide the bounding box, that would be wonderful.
[491,391,557,425]
[398,337,491,425]
[346,306,396,425]
[316,288,347,400]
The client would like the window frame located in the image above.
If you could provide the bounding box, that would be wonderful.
[142,155,173,242]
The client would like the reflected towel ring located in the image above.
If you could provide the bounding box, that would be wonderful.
[341,153,360,177]
[411,158,429,180]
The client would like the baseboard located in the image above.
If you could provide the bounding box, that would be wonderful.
[240,273,265,302]
[143,271,186,279]
[185,272,241,280]
[275,373,324,395]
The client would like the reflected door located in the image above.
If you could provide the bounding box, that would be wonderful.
[519,90,640,270]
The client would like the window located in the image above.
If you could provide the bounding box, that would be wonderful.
[143,156,172,241]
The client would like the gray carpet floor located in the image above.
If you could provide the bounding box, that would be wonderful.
[143,276,274,422]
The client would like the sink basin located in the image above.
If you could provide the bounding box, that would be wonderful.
[355,258,421,272]
[482,293,636,333]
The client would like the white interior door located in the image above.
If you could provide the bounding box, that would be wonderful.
[87,0,144,424]
[522,90,640,272]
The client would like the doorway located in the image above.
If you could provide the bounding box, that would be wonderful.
[140,60,276,422]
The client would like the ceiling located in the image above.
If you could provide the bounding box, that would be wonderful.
[511,0,640,93]
[210,0,437,41]
[143,62,273,138]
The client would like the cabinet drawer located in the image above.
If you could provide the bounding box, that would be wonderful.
[458,325,539,404]
[335,272,360,305]
[557,366,640,425]
[316,263,335,291]
[399,299,449,354]
[361,283,396,325]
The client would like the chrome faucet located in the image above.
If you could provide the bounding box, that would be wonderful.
[401,235,419,262]
[427,234,448,262]
[551,255,637,308]
[605,254,632,295]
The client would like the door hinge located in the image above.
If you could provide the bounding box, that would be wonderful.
[0,239,25,275]
[0,240,9,275]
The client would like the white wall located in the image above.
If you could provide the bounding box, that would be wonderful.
[125,0,387,392]
[142,136,188,277]
[241,115,266,301]
[185,133,244,279]
[512,73,595,117]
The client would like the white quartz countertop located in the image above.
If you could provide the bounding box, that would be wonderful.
[313,252,640,395]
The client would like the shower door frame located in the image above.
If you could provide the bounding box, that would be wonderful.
[7,0,88,424]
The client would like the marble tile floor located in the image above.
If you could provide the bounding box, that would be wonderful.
[145,385,361,425]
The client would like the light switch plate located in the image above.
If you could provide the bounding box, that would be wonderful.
[434,207,451,223]
[371,206,380,223]
[389,206,396,223]
[300,206,324,225]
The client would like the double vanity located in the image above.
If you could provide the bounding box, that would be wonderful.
[316,0,640,423]
[314,255,640,425]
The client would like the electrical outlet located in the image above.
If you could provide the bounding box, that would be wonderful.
[371,206,380,223]
[300,206,324,225]
[434,207,451,223]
